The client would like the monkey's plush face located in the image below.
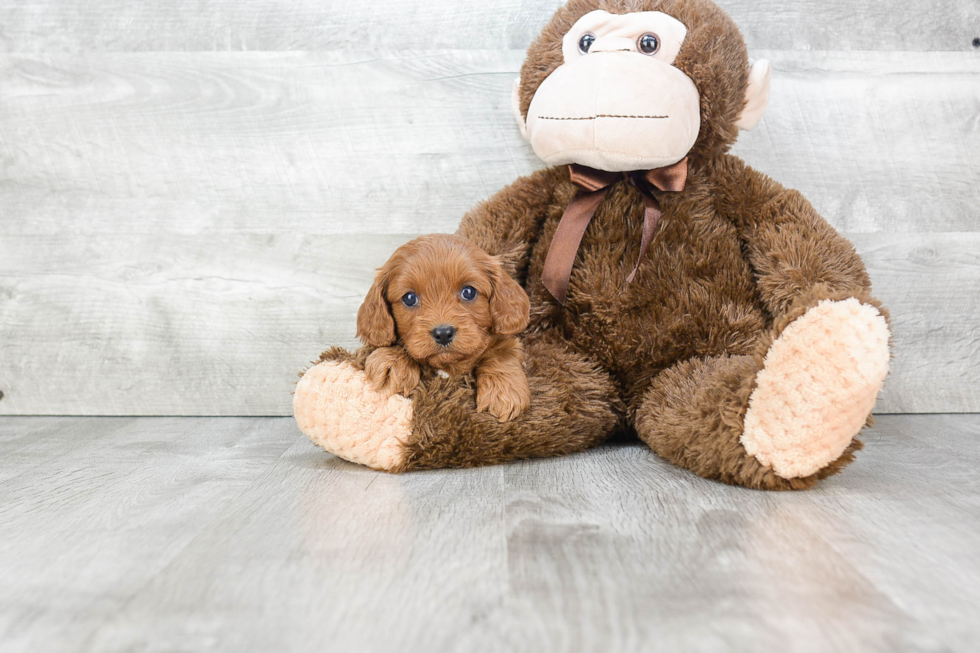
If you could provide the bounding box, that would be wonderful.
[514,1,771,172]
[525,10,700,172]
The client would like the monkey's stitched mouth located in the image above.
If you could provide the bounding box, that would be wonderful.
[537,114,668,121]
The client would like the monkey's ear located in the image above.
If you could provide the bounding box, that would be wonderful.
[511,76,529,141]
[735,59,771,131]
[356,267,397,348]
[487,256,530,335]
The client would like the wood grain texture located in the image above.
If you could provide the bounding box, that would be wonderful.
[0,233,401,415]
[737,51,980,234]
[1,415,978,652]
[0,231,975,415]
[856,233,980,414]
[0,50,977,415]
[0,0,976,52]
[2,51,976,237]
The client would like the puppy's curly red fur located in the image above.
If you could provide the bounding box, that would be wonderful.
[356,234,531,422]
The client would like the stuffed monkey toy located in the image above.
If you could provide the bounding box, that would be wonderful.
[294,0,891,490]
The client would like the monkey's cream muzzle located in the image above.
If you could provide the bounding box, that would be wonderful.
[525,50,701,172]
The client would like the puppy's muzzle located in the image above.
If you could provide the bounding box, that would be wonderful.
[431,325,456,347]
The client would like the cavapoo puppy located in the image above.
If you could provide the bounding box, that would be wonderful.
[356,234,531,422]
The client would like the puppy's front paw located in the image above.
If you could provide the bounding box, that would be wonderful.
[364,347,421,396]
[476,372,530,422]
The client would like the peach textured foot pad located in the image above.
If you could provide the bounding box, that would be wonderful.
[741,298,890,479]
[293,361,414,471]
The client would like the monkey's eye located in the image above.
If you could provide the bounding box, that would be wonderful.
[578,33,596,54]
[401,292,419,307]
[637,33,660,55]
[460,286,477,301]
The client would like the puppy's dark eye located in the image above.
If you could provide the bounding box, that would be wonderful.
[578,33,596,54]
[401,292,418,307]
[460,286,477,301]
[638,33,660,55]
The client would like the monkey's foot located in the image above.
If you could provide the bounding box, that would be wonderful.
[294,360,413,471]
[741,298,890,479]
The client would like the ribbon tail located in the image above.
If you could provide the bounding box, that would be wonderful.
[626,193,662,284]
[542,188,608,305]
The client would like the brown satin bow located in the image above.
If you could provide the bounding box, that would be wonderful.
[541,158,688,305]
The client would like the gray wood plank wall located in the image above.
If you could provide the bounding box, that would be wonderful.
[1,1,978,415]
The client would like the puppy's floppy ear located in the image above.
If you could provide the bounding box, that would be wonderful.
[486,256,530,335]
[356,264,396,347]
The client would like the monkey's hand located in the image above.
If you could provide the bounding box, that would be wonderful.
[364,347,421,397]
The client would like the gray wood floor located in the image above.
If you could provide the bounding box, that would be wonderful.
[1,415,978,652]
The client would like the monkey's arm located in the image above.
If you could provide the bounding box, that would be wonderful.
[714,155,878,317]
[456,167,566,282]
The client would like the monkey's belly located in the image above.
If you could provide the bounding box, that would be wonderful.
[556,258,767,380]
[531,198,768,380]
[567,293,763,369]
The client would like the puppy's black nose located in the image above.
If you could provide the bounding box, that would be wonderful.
[431,325,456,346]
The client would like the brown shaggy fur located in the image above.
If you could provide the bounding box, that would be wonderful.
[316,0,889,489]
[356,234,532,421]
[316,333,621,470]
